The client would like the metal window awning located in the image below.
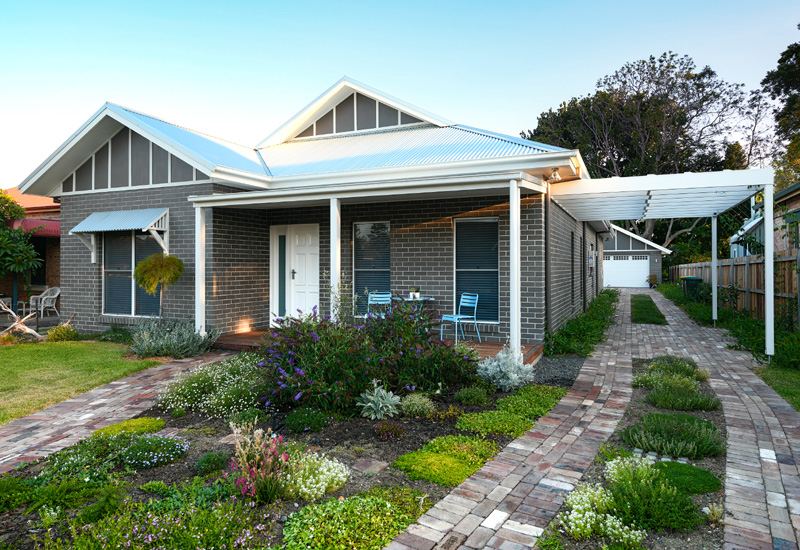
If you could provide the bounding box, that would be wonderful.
[69,207,170,262]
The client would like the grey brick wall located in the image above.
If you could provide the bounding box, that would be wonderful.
[60,183,236,332]
[547,201,602,332]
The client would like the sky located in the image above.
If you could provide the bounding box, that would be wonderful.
[1,0,797,188]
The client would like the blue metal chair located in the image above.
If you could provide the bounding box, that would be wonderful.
[366,291,393,318]
[440,293,481,343]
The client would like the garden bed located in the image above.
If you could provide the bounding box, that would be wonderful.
[539,356,727,550]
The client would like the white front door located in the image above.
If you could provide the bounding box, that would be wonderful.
[287,224,320,316]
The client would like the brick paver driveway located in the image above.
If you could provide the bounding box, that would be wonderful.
[0,351,229,474]
[389,289,800,550]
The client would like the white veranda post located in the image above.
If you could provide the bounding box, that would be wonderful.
[195,206,207,335]
[764,183,775,357]
[711,215,718,324]
[329,197,341,320]
[509,179,522,357]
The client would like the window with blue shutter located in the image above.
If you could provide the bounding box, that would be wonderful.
[103,232,161,316]
[353,222,390,314]
[455,219,498,322]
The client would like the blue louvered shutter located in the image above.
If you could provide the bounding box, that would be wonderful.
[353,222,390,314]
[104,233,132,315]
[455,220,498,322]
[134,235,162,316]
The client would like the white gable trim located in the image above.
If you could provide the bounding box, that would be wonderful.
[609,223,672,254]
[258,77,453,147]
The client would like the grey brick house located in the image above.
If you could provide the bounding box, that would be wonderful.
[19,78,610,353]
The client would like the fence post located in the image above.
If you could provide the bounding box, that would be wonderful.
[744,256,751,314]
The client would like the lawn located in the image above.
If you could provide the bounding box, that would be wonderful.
[756,366,800,411]
[0,342,159,424]
[631,294,667,325]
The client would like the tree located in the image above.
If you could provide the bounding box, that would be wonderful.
[762,25,800,190]
[724,142,748,170]
[0,191,41,309]
[134,253,185,315]
[523,52,753,250]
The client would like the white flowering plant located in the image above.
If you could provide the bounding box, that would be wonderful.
[558,483,646,549]
[603,455,656,484]
[282,452,350,502]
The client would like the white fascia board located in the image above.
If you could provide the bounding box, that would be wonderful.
[258,77,453,147]
[551,168,774,197]
[609,223,672,254]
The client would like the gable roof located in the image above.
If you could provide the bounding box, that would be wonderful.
[609,223,672,254]
[258,77,454,147]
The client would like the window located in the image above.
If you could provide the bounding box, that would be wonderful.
[353,222,390,314]
[30,237,47,286]
[455,219,498,322]
[103,232,161,316]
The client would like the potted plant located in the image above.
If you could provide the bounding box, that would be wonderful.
[409,286,421,300]
[647,274,658,288]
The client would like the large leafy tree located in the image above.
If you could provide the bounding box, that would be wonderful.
[0,191,41,307]
[762,24,800,190]
[523,52,768,267]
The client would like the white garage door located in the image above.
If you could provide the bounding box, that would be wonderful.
[603,255,650,288]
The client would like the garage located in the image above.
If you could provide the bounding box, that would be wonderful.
[603,254,650,287]
[601,224,671,288]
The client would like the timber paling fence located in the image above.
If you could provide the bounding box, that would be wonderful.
[669,253,800,324]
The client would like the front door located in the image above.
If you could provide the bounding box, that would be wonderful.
[287,224,319,316]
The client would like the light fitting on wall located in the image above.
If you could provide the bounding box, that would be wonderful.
[547,168,562,183]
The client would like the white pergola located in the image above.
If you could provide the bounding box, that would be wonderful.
[551,168,776,357]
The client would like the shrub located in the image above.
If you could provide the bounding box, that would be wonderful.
[195,451,230,475]
[130,319,220,358]
[653,462,722,494]
[476,345,534,391]
[118,435,189,469]
[621,412,724,459]
[46,323,79,342]
[96,326,133,344]
[285,407,328,433]
[158,353,268,419]
[93,417,165,438]
[496,384,566,420]
[597,443,633,462]
[430,404,462,422]
[633,370,698,392]
[133,252,184,295]
[0,475,32,512]
[282,452,349,501]
[139,480,172,496]
[374,420,406,441]
[283,494,417,550]
[545,289,618,356]
[400,393,436,418]
[228,407,268,428]
[357,380,401,420]
[646,355,702,380]
[605,456,704,531]
[228,423,289,504]
[393,435,497,487]
[645,385,721,411]
[457,410,531,437]
[75,483,126,524]
[454,385,489,406]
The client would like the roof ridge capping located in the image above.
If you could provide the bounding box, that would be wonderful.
[257,76,454,148]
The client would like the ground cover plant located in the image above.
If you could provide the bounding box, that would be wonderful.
[0,342,159,424]
[393,435,498,487]
[621,412,724,459]
[630,293,667,325]
[633,356,720,412]
[544,289,619,356]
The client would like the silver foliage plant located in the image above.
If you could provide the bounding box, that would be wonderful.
[476,345,534,392]
[356,380,401,420]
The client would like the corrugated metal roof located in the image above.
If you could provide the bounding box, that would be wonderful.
[108,104,267,176]
[258,124,567,178]
[70,208,168,234]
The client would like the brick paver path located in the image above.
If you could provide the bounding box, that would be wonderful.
[0,351,229,474]
[389,289,800,549]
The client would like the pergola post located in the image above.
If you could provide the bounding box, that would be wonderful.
[711,215,718,324]
[329,197,341,320]
[509,179,521,356]
[194,206,207,335]
[764,182,775,357]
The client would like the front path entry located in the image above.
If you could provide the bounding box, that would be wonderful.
[390,289,800,550]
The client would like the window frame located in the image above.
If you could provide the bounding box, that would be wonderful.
[352,221,391,315]
[453,217,499,324]
[102,231,162,318]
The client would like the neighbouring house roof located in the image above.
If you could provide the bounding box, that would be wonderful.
[3,187,59,216]
[775,181,800,202]
[12,218,60,238]
[70,208,168,234]
[608,223,672,254]
[19,78,581,196]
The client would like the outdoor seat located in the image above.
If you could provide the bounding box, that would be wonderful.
[366,291,392,318]
[29,287,60,318]
[440,292,481,343]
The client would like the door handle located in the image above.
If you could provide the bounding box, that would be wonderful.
[291,269,297,280]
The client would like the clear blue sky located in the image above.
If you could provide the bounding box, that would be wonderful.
[1,0,797,187]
